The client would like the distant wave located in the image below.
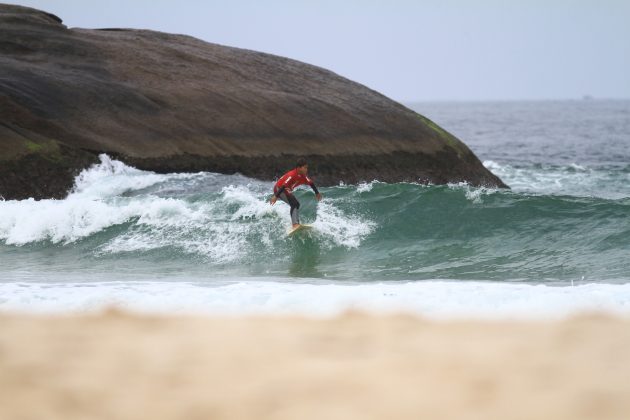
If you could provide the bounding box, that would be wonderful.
[483,160,630,199]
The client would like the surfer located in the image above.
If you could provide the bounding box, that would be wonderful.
[270,158,322,228]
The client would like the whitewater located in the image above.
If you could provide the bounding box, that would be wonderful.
[1,100,629,317]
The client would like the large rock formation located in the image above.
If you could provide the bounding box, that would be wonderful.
[0,4,507,200]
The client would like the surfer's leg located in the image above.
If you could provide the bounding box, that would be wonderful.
[289,199,300,225]
[279,192,300,225]
[277,193,289,206]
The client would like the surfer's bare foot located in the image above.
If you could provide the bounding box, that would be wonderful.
[292,224,300,228]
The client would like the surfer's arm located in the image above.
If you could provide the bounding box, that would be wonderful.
[305,175,319,195]
[270,185,286,205]
[274,186,286,198]
[309,182,322,201]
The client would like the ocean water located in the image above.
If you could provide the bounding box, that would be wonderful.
[1,100,629,317]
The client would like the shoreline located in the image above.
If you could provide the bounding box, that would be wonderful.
[2,279,630,318]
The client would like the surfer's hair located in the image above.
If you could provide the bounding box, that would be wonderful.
[296,157,308,168]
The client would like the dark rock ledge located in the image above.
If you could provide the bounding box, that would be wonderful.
[0,4,506,200]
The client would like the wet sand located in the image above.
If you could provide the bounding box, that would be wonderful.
[1,310,629,420]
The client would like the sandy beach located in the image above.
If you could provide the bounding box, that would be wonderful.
[1,310,629,420]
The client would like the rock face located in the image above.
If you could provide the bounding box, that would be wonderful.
[0,4,507,200]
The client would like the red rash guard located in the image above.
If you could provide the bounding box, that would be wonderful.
[274,168,319,196]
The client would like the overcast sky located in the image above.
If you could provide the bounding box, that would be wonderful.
[12,0,630,101]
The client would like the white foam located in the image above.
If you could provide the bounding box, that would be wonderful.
[0,196,142,245]
[0,155,374,256]
[0,155,196,245]
[1,279,629,319]
[94,195,258,263]
[356,181,377,193]
[312,201,375,248]
[446,182,498,204]
[71,154,201,199]
[222,184,283,221]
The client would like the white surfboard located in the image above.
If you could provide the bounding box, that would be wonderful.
[287,224,313,236]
